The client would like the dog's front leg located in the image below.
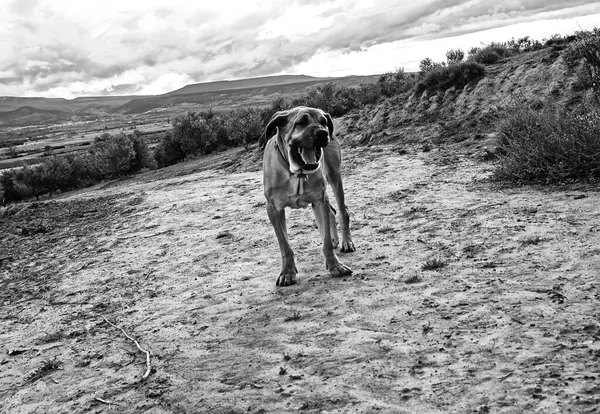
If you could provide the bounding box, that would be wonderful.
[312,201,352,278]
[267,202,297,286]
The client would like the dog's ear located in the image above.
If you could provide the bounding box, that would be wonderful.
[259,110,289,149]
[266,110,290,138]
[324,112,334,137]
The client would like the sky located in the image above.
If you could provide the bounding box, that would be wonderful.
[1,0,599,99]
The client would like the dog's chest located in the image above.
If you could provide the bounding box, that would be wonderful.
[286,193,313,209]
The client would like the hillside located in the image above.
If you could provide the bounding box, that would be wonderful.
[120,74,381,114]
[0,74,381,121]
[336,48,589,151]
[0,106,73,127]
[164,74,329,95]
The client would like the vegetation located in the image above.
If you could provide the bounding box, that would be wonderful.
[493,102,600,183]
[493,28,600,183]
[415,61,485,95]
[2,28,599,203]
[1,131,155,203]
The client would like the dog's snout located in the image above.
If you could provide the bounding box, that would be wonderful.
[314,129,329,148]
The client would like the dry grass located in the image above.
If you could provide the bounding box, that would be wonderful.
[493,103,600,183]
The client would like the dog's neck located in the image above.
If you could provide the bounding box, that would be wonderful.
[273,135,319,195]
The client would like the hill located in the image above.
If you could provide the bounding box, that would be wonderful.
[119,74,380,114]
[0,74,382,121]
[0,106,73,127]
[164,74,330,96]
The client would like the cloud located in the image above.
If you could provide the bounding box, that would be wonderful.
[0,0,599,98]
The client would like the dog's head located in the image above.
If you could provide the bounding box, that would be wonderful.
[264,106,334,174]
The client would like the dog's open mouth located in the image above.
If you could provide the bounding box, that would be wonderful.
[289,145,322,172]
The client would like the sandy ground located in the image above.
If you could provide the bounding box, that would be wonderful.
[1,143,599,413]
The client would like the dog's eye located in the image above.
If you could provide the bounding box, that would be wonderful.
[318,117,327,126]
[296,116,309,127]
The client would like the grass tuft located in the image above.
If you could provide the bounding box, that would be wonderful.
[421,256,448,271]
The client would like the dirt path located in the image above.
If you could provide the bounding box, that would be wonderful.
[1,144,599,413]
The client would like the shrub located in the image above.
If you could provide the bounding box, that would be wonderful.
[291,82,355,116]
[0,131,156,203]
[39,156,74,194]
[468,42,512,64]
[89,132,136,178]
[378,68,415,97]
[356,82,382,105]
[416,61,485,95]
[446,49,465,64]
[153,130,185,168]
[419,57,445,72]
[493,102,600,183]
[171,111,216,156]
[129,131,157,171]
[227,106,264,149]
[564,28,600,104]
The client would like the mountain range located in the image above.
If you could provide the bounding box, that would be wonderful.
[0,74,379,127]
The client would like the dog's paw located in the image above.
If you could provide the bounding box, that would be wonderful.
[340,240,355,253]
[328,262,352,277]
[276,272,297,287]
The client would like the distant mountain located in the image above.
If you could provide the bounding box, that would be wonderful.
[120,74,381,114]
[0,106,72,127]
[0,95,141,113]
[164,75,330,96]
[0,74,382,121]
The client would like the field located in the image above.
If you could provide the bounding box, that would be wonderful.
[1,136,599,413]
[0,75,379,170]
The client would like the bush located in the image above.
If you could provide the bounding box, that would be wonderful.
[419,57,445,72]
[226,107,264,149]
[563,28,600,104]
[356,82,382,105]
[291,82,361,117]
[468,42,512,64]
[129,130,157,171]
[378,68,415,97]
[173,110,228,155]
[446,49,465,64]
[153,130,185,168]
[0,132,155,203]
[416,61,485,95]
[90,132,136,178]
[493,102,600,183]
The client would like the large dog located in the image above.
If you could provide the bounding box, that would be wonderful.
[262,106,355,286]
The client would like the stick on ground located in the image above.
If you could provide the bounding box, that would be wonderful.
[102,316,152,380]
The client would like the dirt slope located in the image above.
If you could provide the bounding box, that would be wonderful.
[336,48,594,150]
[1,140,599,413]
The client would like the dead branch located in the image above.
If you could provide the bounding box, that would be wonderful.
[102,316,152,380]
[143,229,173,238]
[95,397,119,406]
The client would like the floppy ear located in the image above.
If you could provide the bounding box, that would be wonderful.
[324,112,334,137]
[259,110,289,149]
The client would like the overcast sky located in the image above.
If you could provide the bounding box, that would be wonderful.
[1,0,599,99]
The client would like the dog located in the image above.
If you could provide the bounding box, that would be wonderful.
[262,106,355,286]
